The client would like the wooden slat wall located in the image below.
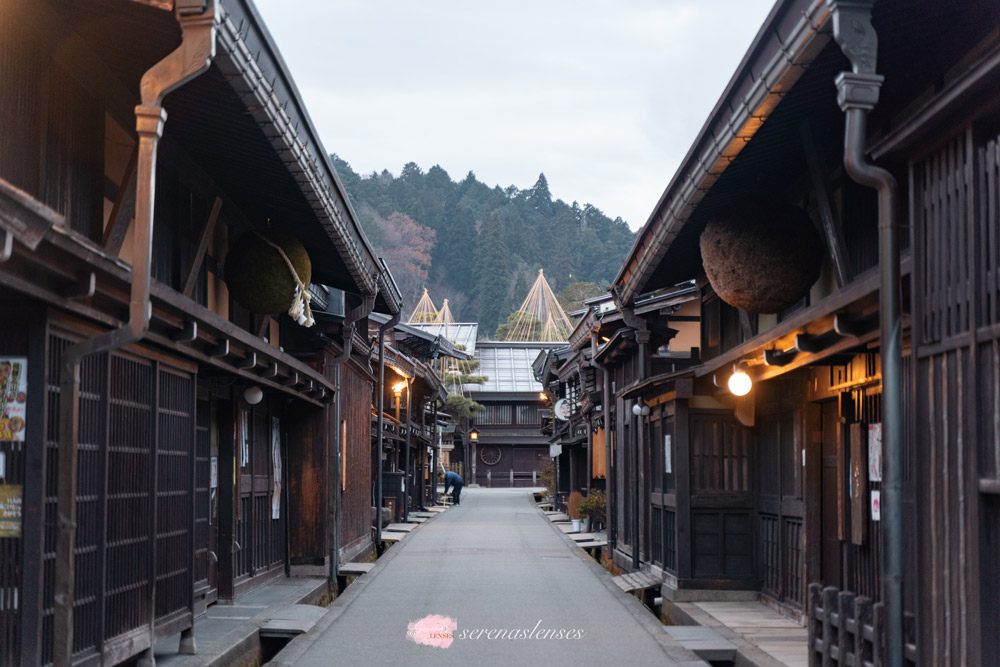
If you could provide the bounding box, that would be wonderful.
[690,413,750,492]
[0,6,44,202]
[287,393,328,565]
[911,126,1000,666]
[339,363,372,560]
[155,369,194,622]
[41,331,196,665]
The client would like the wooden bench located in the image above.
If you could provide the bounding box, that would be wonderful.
[336,561,375,592]
[612,570,660,607]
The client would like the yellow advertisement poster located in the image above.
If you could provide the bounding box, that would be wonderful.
[0,485,23,538]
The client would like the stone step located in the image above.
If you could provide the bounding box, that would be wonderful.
[259,604,327,638]
[338,562,375,576]
[384,523,417,532]
[664,625,737,662]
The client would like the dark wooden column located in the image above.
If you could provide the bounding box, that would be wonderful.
[675,398,692,580]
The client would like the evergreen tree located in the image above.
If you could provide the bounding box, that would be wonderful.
[473,212,511,335]
[328,158,637,324]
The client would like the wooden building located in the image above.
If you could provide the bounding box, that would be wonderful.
[0,1,403,665]
[534,301,612,505]
[369,314,469,520]
[466,342,556,488]
[590,0,1000,663]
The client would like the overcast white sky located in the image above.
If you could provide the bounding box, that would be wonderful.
[253,0,776,231]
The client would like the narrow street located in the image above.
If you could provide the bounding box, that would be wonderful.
[271,489,704,666]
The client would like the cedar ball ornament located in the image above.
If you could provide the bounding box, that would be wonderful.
[699,199,824,313]
[224,229,314,325]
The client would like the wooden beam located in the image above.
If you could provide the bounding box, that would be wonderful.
[182,196,223,297]
[102,145,138,255]
[171,321,198,343]
[59,272,95,300]
[737,309,754,340]
[763,348,797,367]
[801,120,850,288]
[795,333,825,354]
[208,339,229,358]
[236,352,257,371]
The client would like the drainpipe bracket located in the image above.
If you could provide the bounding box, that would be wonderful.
[826,0,879,74]
[835,71,884,112]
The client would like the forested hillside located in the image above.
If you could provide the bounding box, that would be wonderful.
[331,156,636,335]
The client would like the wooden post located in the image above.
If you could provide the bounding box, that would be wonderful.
[856,596,873,667]
[808,582,823,667]
[838,590,855,664]
[822,586,838,667]
[675,399,692,580]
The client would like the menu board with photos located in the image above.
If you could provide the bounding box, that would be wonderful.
[0,358,27,442]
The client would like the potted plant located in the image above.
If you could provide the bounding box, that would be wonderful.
[578,489,606,532]
[568,491,583,532]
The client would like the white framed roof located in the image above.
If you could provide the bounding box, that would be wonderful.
[407,322,479,355]
[470,342,563,393]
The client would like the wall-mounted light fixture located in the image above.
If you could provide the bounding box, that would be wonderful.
[631,400,650,417]
[728,366,753,396]
[244,385,263,405]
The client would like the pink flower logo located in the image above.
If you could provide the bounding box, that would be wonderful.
[406,614,457,648]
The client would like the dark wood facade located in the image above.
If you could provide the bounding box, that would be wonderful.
[566,0,1000,663]
[0,1,402,664]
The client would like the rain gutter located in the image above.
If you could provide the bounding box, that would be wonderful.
[827,1,903,665]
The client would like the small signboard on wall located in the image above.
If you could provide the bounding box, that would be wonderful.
[850,423,868,545]
[868,423,882,482]
[664,435,672,474]
[871,490,881,521]
[0,485,22,538]
[0,358,27,442]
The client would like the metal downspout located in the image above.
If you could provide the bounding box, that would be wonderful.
[327,295,373,593]
[375,309,400,552]
[828,2,903,665]
[53,4,217,665]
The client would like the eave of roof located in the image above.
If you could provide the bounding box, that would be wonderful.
[208,0,400,312]
[370,312,472,361]
[614,0,832,304]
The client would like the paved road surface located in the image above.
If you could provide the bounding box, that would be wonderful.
[273,488,704,666]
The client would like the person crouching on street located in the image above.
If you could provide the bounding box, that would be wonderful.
[444,470,464,505]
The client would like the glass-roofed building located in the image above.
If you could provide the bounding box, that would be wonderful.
[467,341,563,487]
